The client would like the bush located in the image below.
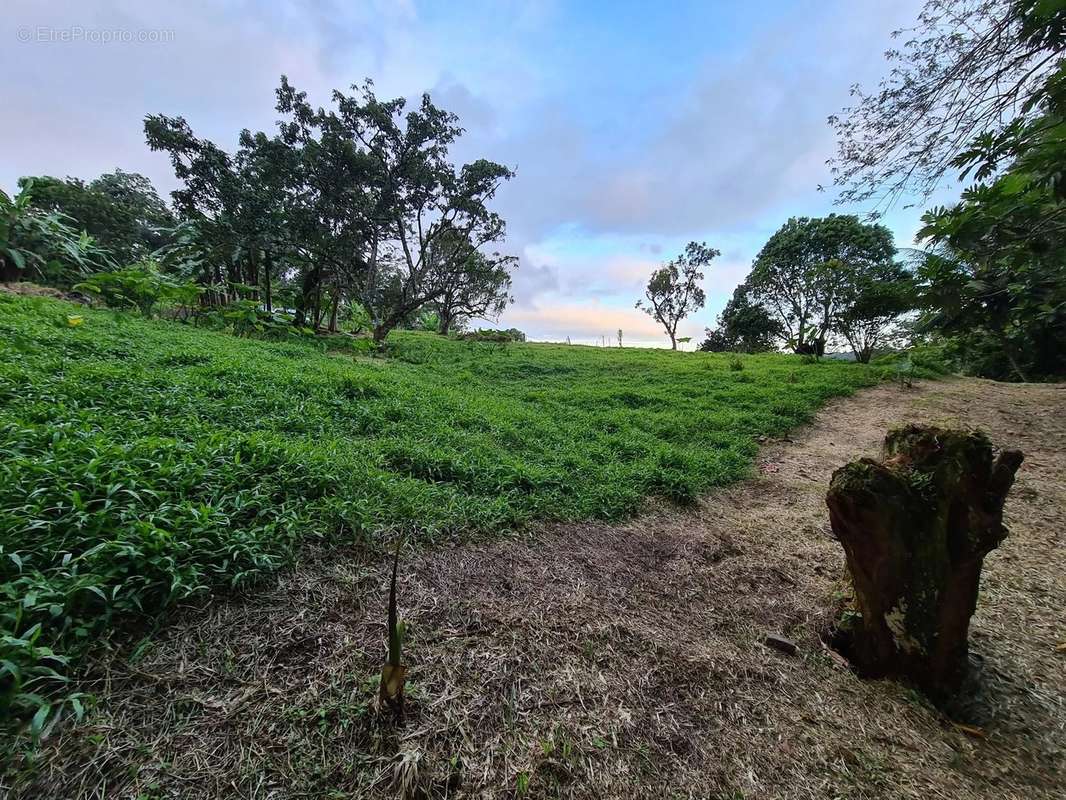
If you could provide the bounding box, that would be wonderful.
[414,309,440,332]
[872,343,957,378]
[76,262,199,317]
[219,299,313,339]
[458,327,526,343]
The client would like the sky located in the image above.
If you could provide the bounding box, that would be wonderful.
[2,0,948,346]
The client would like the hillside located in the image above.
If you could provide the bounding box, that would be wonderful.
[0,291,891,741]
[14,376,1066,799]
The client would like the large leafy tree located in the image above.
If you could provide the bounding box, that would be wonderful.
[829,0,1066,209]
[21,171,174,266]
[836,263,918,362]
[915,119,1066,379]
[147,77,515,341]
[274,78,376,327]
[145,115,301,312]
[274,78,515,341]
[330,81,514,342]
[747,215,898,355]
[20,172,174,266]
[698,283,782,353]
[1,181,111,285]
[839,0,1066,379]
[145,115,256,302]
[636,241,717,350]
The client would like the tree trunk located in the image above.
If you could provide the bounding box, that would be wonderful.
[438,307,452,336]
[826,425,1023,699]
[294,265,321,328]
[263,251,273,313]
[328,291,340,333]
[669,332,677,350]
[0,260,24,282]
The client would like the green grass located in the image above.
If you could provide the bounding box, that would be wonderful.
[0,292,895,738]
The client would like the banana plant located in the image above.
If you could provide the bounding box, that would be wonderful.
[1,182,111,284]
[379,539,407,717]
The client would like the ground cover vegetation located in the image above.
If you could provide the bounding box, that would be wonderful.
[0,291,933,744]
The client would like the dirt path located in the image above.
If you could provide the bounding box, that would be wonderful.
[14,378,1066,799]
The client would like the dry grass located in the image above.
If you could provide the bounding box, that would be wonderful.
[7,377,1065,799]
[0,281,86,301]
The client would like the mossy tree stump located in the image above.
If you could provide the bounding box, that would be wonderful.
[826,425,1023,699]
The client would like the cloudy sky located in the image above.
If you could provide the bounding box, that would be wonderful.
[3,0,944,346]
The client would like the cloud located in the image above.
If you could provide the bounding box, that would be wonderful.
[2,0,930,345]
[504,301,684,346]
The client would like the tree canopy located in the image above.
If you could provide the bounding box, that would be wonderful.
[141,76,518,340]
[746,215,900,356]
[699,283,782,353]
[18,171,174,267]
[836,0,1066,379]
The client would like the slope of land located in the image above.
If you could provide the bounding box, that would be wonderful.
[11,376,1064,799]
[0,290,896,747]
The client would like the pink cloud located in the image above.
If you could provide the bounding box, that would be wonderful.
[501,301,706,347]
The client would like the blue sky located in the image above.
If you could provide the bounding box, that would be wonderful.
[2,0,949,345]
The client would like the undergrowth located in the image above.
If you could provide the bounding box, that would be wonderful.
[0,292,924,745]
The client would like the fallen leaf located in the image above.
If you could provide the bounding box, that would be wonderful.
[953,723,985,738]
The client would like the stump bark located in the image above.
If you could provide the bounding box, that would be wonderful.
[826,424,1023,699]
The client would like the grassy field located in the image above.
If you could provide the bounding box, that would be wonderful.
[0,291,897,738]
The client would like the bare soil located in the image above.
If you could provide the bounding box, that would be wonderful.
[12,378,1066,799]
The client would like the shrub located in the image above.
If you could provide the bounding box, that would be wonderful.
[76,262,199,317]
[458,327,526,343]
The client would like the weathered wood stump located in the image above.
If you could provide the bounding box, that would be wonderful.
[826,425,1023,699]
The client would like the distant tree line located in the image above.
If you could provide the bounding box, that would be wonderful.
[0,77,518,343]
[693,0,1066,380]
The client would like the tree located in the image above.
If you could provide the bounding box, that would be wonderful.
[146,77,516,341]
[911,16,1066,381]
[836,263,918,362]
[21,171,174,266]
[747,215,897,355]
[636,241,717,350]
[829,0,1066,209]
[273,78,377,328]
[330,81,514,343]
[699,282,783,353]
[145,113,302,312]
[275,78,515,343]
[0,181,111,285]
[433,243,516,335]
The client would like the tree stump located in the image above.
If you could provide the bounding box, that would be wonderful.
[826,425,1023,699]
